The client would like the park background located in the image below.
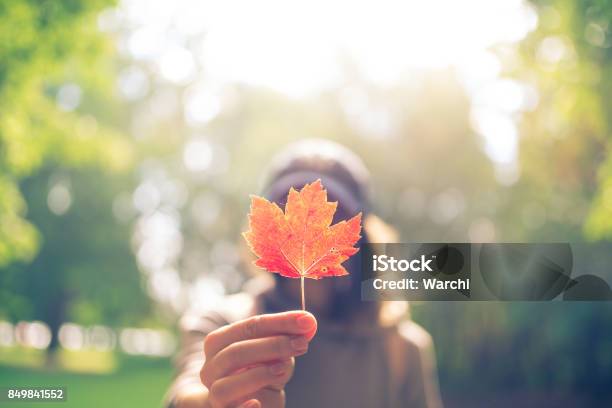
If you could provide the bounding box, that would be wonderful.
[1,0,612,406]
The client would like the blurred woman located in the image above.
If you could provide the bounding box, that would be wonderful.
[166,139,442,408]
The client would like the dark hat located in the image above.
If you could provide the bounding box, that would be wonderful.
[262,139,371,218]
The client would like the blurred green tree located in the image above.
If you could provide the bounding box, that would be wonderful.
[417,0,612,401]
[0,0,130,262]
[0,0,151,358]
[505,0,612,239]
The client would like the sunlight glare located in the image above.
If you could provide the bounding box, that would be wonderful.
[116,0,539,177]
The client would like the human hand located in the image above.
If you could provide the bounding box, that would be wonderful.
[200,311,317,408]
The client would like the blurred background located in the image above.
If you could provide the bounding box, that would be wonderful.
[1,0,612,406]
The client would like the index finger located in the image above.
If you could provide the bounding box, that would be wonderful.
[204,311,317,358]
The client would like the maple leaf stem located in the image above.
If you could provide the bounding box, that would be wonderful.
[301,276,305,311]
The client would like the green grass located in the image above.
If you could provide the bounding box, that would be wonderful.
[0,349,173,408]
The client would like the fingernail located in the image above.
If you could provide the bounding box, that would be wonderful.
[243,400,259,408]
[268,361,287,376]
[290,336,308,351]
[296,314,315,330]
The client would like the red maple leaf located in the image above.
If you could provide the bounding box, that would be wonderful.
[243,179,362,309]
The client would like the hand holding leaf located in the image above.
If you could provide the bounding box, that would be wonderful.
[243,180,362,310]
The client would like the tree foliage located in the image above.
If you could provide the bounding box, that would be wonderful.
[0,0,150,349]
[0,0,131,266]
